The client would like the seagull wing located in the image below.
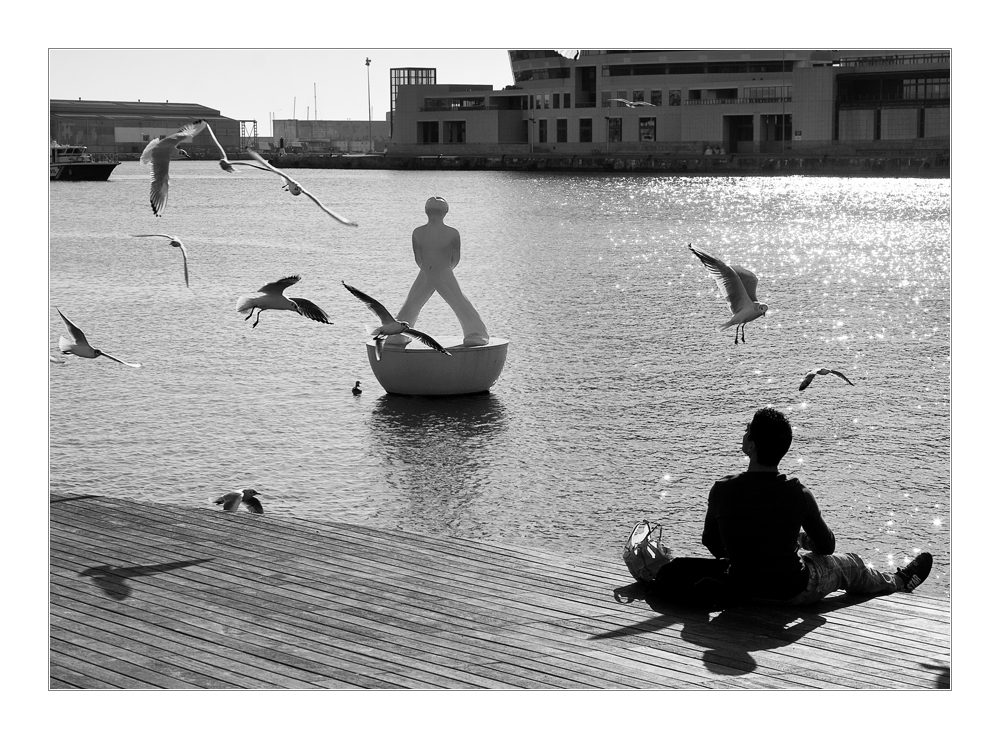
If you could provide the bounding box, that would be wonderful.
[147,151,171,216]
[242,497,264,514]
[258,275,301,295]
[176,241,190,288]
[56,309,89,345]
[288,297,331,325]
[828,369,855,386]
[402,329,452,355]
[204,121,229,161]
[170,119,208,144]
[732,266,760,303]
[227,161,273,172]
[342,281,394,323]
[246,148,287,177]
[98,350,142,368]
[689,245,753,315]
[139,136,161,166]
[213,492,242,511]
[297,185,358,227]
[798,371,817,391]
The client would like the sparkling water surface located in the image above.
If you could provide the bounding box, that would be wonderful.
[49,163,951,595]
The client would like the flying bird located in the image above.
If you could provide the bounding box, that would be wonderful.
[609,98,656,108]
[131,233,190,287]
[213,488,263,513]
[689,244,768,344]
[204,121,271,174]
[140,119,208,216]
[236,275,331,329]
[246,149,358,226]
[798,368,855,391]
[56,308,142,367]
[341,281,452,361]
[352,381,363,396]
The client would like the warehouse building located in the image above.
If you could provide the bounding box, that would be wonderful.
[389,49,950,157]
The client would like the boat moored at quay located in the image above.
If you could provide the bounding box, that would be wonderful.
[50,142,120,181]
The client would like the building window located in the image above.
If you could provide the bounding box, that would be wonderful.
[535,94,543,109]
[557,118,567,143]
[543,93,551,109]
[615,90,627,107]
[639,117,656,142]
[444,120,466,144]
[633,91,645,104]
[563,93,571,108]
[601,91,612,107]
[669,90,681,106]
[418,121,439,143]
[553,94,560,109]
[651,90,662,106]
[141,133,150,142]
[580,118,592,143]
[608,117,622,143]
[538,119,548,143]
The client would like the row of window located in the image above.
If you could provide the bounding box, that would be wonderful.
[536,117,657,143]
[528,87,793,110]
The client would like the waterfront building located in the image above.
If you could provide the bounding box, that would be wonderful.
[270,117,391,154]
[390,67,437,136]
[49,99,251,160]
[388,49,950,157]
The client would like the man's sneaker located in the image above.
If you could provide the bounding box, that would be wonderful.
[895,552,933,593]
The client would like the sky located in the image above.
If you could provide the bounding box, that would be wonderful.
[48,49,522,136]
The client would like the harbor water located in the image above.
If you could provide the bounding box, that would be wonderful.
[49,163,952,595]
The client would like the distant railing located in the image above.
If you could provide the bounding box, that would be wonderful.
[420,105,499,112]
[685,97,792,105]
[836,53,950,67]
[574,101,597,108]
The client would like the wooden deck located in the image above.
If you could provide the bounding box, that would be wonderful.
[49,493,951,689]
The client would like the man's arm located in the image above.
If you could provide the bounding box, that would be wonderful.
[800,486,836,554]
[701,484,727,558]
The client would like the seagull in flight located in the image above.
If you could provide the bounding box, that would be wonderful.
[689,244,768,344]
[204,121,271,174]
[609,98,656,108]
[131,234,190,287]
[213,487,263,513]
[246,149,358,227]
[798,368,855,391]
[56,308,142,367]
[140,119,208,216]
[341,281,452,361]
[236,275,331,329]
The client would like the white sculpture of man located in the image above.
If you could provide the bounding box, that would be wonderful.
[386,196,489,347]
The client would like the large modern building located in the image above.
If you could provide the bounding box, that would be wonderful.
[49,99,254,159]
[389,49,950,157]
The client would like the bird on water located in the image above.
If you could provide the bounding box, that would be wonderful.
[689,244,768,344]
[131,233,190,287]
[342,281,453,361]
[140,119,208,216]
[245,149,358,226]
[56,308,142,367]
[352,381,362,395]
[213,488,263,513]
[798,367,855,391]
[236,275,332,329]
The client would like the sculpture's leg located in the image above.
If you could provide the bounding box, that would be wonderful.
[431,269,489,346]
[385,271,437,345]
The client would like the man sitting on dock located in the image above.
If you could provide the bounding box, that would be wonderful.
[650,407,933,606]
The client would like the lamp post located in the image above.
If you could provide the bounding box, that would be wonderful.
[365,57,372,154]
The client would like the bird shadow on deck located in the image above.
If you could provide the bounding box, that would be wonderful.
[76,559,214,601]
[592,582,877,676]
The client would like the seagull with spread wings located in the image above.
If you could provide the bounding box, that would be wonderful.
[609,98,656,108]
[131,233,190,287]
[140,119,207,216]
[236,275,331,329]
[689,244,769,344]
[341,281,452,361]
[56,308,142,367]
[246,149,358,226]
[798,368,855,391]
[213,488,263,513]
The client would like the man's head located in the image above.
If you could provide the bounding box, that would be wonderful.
[425,196,449,217]
[742,407,792,466]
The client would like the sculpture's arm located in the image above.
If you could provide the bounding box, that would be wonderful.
[411,229,424,268]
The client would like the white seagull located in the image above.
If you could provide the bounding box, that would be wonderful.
[213,487,263,513]
[246,149,358,227]
[131,234,190,287]
[689,244,768,344]
[609,98,656,108]
[56,308,142,367]
[236,275,332,329]
[140,119,208,216]
[204,122,271,174]
[341,281,452,361]
[798,368,855,391]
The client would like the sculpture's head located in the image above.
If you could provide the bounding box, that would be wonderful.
[425,196,449,216]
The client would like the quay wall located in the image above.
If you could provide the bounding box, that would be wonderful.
[261,152,950,178]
